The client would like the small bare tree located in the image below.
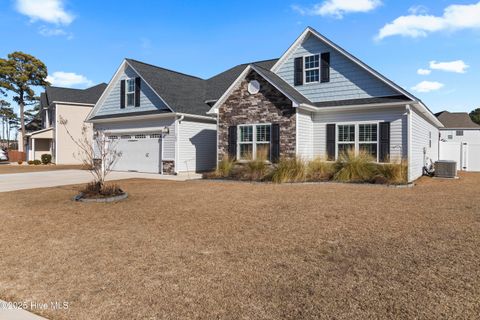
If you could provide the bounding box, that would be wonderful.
[59,116,122,191]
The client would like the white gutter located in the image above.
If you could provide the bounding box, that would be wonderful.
[51,101,95,106]
[298,101,410,113]
[87,112,176,123]
[176,113,215,122]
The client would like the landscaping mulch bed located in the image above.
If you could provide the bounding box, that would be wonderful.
[0,173,479,319]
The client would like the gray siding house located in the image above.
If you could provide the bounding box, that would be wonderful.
[88,27,448,181]
[208,27,444,182]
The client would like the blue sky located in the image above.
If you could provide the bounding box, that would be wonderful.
[1,0,480,115]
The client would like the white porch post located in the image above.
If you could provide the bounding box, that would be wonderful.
[32,138,36,161]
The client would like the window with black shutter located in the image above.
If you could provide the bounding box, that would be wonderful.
[135,77,141,107]
[379,122,390,163]
[326,124,336,161]
[271,124,280,163]
[294,57,303,86]
[228,126,237,160]
[321,52,330,83]
[120,79,126,109]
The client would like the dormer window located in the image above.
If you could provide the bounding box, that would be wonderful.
[304,54,320,83]
[126,79,135,107]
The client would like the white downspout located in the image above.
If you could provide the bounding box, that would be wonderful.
[406,105,412,182]
[175,114,184,174]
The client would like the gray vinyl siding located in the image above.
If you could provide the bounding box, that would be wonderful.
[312,106,407,161]
[296,109,314,159]
[93,117,176,160]
[177,119,217,172]
[409,109,439,182]
[95,65,169,117]
[276,34,399,102]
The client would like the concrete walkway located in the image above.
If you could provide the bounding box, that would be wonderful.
[0,300,47,319]
[0,170,202,192]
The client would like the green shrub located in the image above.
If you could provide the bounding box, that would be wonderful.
[215,156,236,178]
[376,160,408,185]
[271,157,307,183]
[33,159,42,165]
[333,150,378,183]
[307,157,335,181]
[41,154,52,165]
[28,160,35,165]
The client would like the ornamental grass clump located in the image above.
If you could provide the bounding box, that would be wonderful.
[376,159,408,185]
[215,156,236,178]
[271,157,307,183]
[333,150,378,183]
[307,157,335,181]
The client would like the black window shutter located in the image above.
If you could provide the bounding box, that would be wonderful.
[134,77,141,107]
[326,124,336,161]
[271,124,280,163]
[120,79,126,109]
[228,126,237,160]
[379,122,390,163]
[321,52,330,83]
[294,57,303,86]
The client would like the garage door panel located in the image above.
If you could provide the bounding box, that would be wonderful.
[112,134,162,173]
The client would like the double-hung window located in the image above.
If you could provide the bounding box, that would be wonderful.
[359,124,378,159]
[337,124,355,156]
[304,54,320,83]
[337,123,379,161]
[238,124,271,161]
[126,79,135,107]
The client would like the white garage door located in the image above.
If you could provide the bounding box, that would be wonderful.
[110,133,162,173]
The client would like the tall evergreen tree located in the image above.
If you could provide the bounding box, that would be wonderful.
[0,52,49,151]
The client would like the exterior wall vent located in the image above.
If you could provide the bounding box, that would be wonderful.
[435,160,457,178]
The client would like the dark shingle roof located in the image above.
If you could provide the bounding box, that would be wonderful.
[435,111,480,129]
[125,58,279,116]
[313,95,412,108]
[126,59,208,116]
[45,83,107,106]
[253,65,311,105]
[205,59,278,101]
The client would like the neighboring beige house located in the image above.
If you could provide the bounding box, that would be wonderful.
[20,84,107,164]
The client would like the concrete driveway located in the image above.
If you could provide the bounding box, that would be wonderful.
[0,170,201,192]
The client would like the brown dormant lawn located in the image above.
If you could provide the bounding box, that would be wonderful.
[0,164,84,174]
[0,174,479,319]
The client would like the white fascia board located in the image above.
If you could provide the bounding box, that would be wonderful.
[299,101,410,113]
[176,113,216,122]
[412,102,444,128]
[51,101,95,107]
[87,112,176,123]
[206,64,300,115]
[207,65,253,115]
[250,65,300,106]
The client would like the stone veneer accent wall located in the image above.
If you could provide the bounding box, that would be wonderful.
[218,70,296,161]
[162,160,175,175]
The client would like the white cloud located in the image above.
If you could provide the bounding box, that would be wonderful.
[293,0,382,18]
[417,68,431,75]
[429,60,469,73]
[376,1,480,40]
[46,72,93,88]
[412,81,444,93]
[15,0,74,25]
[38,25,73,39]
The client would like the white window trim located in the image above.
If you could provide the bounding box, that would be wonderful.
[335,121,380,162]
[126,78,136,107]
[237,123,272,161]
[303,53,320,84]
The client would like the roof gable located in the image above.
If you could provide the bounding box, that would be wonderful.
[271,27,420,103]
